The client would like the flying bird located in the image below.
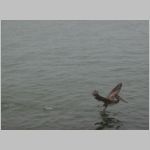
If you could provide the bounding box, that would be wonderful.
[92,82,127,112]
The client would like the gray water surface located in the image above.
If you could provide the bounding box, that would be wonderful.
[1,21,149,130]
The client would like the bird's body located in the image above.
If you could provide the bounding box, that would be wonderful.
[92,82,127,112]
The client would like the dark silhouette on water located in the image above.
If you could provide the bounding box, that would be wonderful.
[95,111,122,130]
[92,82,127,112]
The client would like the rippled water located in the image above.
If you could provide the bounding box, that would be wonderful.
[1,21,149,130]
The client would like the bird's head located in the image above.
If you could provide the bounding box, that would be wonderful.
[92,90,99,96]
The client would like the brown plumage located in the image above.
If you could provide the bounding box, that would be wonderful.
[92,83,127,112]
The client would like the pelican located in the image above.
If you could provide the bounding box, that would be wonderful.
[92,82,127,112]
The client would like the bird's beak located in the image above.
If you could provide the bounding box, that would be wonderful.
[120,98,128,103]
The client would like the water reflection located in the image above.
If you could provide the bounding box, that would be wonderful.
[95,111,122,130]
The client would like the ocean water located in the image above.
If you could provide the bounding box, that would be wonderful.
[1,20,149,130]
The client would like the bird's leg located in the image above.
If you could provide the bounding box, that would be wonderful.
[102,104,107,113]
[103,106,106,112]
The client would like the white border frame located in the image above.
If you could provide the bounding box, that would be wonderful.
[0,0,150,150]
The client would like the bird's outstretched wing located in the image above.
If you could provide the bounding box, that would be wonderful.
[107,83,123,101]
